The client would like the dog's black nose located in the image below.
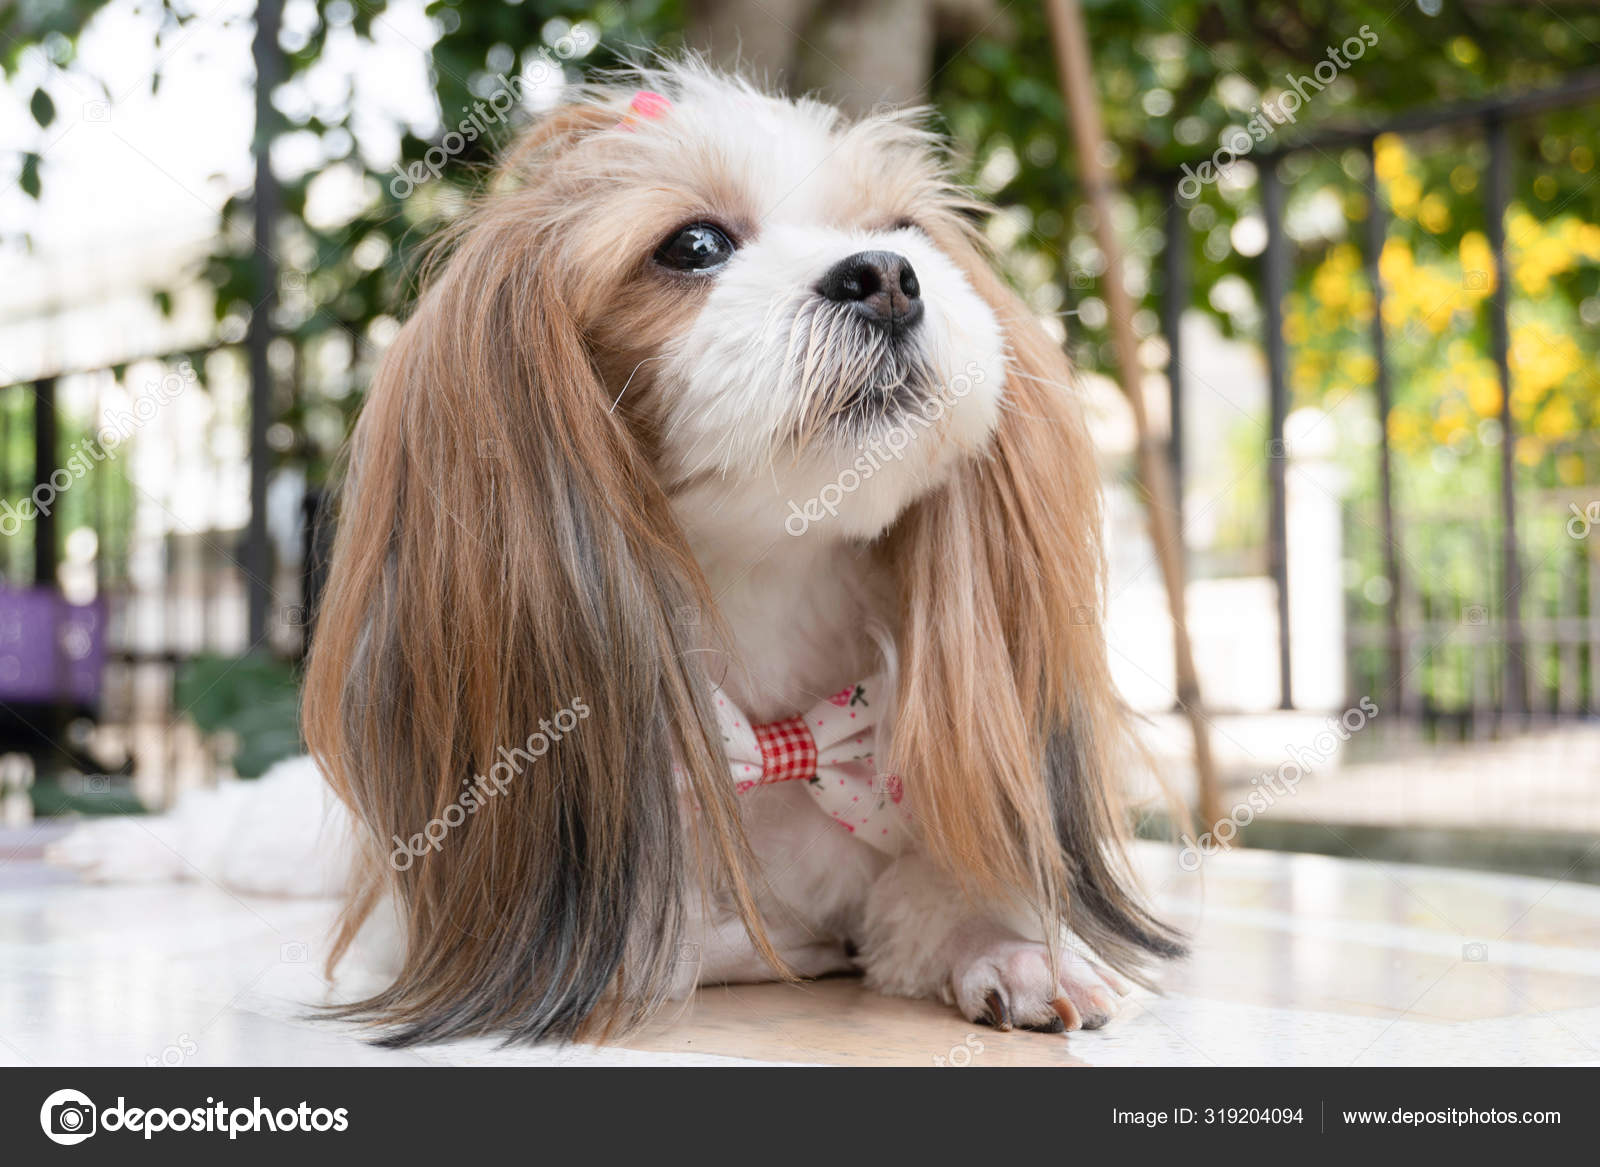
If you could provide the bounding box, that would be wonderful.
[817,250,923,331]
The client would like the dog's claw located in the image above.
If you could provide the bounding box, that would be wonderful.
[949,932,1125,1034]
[1077,989,1116,1030]
[1049,994,1083,1032]
[983,989,1013,1031]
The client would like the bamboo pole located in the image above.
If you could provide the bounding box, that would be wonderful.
[1045,0,1222,827]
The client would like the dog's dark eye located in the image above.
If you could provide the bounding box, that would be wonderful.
[655,223,736,272]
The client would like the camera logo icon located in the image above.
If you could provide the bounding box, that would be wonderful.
[40,1088,97,1145]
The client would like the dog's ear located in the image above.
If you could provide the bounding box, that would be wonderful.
[301,150,778,1046]
[887,221,1185,982]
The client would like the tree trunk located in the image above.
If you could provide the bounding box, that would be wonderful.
[687,0,994,116]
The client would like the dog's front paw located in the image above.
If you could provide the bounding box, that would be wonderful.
[946,927,1128,1033]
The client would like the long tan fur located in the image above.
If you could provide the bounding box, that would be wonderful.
[302,66,1178,1047]
[303,100,785,1046]
[890,219,1184,978]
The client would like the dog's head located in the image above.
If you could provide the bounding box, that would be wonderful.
[303,64,1180,1047]
[482,71,1009,543]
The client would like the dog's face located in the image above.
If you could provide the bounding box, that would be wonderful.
[545,76,1008,542]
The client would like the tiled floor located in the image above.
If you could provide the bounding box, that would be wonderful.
[2,825,1598,1066]
[1143,715,1600,835]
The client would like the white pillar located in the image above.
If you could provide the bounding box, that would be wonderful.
[1285,407,1346,711]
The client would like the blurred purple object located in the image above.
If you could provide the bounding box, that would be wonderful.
[0,586,106,704]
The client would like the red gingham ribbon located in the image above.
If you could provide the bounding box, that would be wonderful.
[750,714,819,786]
[711,675,911,854]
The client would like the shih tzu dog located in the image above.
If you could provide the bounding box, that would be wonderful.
[54,63,1184,1046]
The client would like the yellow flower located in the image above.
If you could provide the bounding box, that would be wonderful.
[1532,396,1579,440]
[1418,194,1451,234]
[1310,262,1352,311]
[1465,369,1502,419]
[1512,229,1575,296]
[1576,223,1600,261]
[1507,207,1539,238]
[1379,238,1413,285]
[1389,173,1422,217]
[1374,135,1407,183]
[1340,352,1377,384]
[1458,231,1495,296]
[1511,324,1581,404]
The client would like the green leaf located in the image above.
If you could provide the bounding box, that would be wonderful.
[19,152,40,199]
[30,87,55,127]
[176,652,303,778]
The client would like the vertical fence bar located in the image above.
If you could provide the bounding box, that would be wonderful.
[300,488,328,656]
[1260,161,1294,710]
[32,376,66,771]
[244,0,283,647]
[1163,191,1188,532]
[1362,137,1406,716]
[1485,114,1526,719]
[33,378,59,589]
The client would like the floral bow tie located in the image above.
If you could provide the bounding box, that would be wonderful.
[711,676,911,854]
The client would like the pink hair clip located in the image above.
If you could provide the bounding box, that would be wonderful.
[616,89,671,132]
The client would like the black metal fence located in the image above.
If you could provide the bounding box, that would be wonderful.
[0,351,314,804]
[1155,70,1600,726]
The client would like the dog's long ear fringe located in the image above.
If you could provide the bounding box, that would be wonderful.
[301,114,781,1047]
[889,221,1187,985]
